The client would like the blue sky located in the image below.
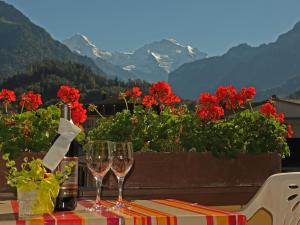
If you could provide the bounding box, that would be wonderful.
[3,0,300,56]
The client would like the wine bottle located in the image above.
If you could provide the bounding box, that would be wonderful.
[55,104,79,211]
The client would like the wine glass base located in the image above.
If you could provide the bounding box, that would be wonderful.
[87,204,108,212]
[110,201,131,210]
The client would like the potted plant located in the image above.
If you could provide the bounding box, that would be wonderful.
[0,86,87,191]
[87,82,291,205]
[2,153,74,217]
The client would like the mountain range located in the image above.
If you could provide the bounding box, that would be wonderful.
[0,1,107,80]
[169,21,300,100]
[2,0,300,101]
[63,34,207,82]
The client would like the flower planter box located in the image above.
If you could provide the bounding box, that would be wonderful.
[81,152,281,206]
[124,152,281,188]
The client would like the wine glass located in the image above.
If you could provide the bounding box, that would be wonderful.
[111,142,134,209]
[84,140,113,211]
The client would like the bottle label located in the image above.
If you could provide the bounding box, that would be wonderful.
[42,118,81,171]
[58,189,78,197]
[58,157,79,194]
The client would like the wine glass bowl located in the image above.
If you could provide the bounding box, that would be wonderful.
[111,142,134,209]
[84,140,113,211]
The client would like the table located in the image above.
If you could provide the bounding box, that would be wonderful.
[0,199,247,225]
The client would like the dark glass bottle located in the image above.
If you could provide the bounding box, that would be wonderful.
[55,104,79,211]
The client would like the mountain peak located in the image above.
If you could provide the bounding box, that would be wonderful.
[65,33,96,48]
[63,34,111,59]
[63,34,207,82]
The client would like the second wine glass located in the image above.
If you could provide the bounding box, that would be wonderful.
[111,142,134,209]
[85,140,113,211]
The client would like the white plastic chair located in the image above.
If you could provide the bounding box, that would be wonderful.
[240,172,300,225]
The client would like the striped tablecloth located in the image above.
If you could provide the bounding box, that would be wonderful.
[0,199,247,225]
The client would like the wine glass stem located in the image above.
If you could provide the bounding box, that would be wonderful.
[117,177,125,203]
[95,176,103,207]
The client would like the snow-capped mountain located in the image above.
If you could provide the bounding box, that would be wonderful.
[63,34,137,80]
[63,34,207,82]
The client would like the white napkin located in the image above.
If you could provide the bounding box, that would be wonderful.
[43,118,81,171]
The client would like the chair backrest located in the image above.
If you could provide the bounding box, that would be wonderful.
[241,172,300,225]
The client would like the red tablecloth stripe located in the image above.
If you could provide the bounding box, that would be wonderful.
[152,199,222,225]
[51,211,84,225]
[10,200,26,225]
[126,200,177,225]
[79,200,121,225]
[105,200,152,225]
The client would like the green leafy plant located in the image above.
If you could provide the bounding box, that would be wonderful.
[234,110,290,157]
[0,105,60,156]
[2,153,75,213]
[88,82,292,158]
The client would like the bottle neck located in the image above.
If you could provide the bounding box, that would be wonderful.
[60,104,71,121]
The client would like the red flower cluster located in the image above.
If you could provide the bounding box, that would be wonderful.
[149,81,172,97]
[142,95,158,107]
[124,86,142,98]
[20,91,42,111]
[287,124,294,138]
[0,89,16,103]
[57,85,80,106]
[142,81,181,108]
[197,93,224,121]
[240,87,256,103]
[71,102,87,125]
[57,85,86,125]
[195,85,256,121]
[215,86,256,110]
[260,102,284,123]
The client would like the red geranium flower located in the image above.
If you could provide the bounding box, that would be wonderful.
[200,93,218,105]
[71,102,87,125]
[277,113,285,123]
[124,86,142,98]
[260,102,277,117]
[20,91,42,111]
[142,95,158,107]
[287,124,294,138]
[196,105,224,121]
[149,81,172,97]
[0,89,16,103]
[57,85,80,106]
[260,102,285,123]
[124,90,132,97]
[240,87,256,101]
[197,93,224,121]
[215,85,239,110]
[160,93,181,105]
[132,87,142,97]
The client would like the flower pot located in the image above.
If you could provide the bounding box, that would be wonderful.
[17,189,56,217]
[81,152,281,206]
[17,190,38,217]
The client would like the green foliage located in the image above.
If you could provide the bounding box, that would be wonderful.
[0,105,60,157]
[2,153,74,213]
[88,106,290,158]
[234,110,290,157]
[0,60,150,105]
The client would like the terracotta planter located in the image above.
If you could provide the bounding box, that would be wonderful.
[123,152,281,188]
[81,152,281,205]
